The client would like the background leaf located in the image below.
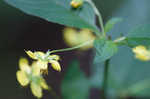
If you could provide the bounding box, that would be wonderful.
[105,46,150,98]
[5,0,100,34]
[61,60,90,99]
[121,79,150,97]
[90,46,150,98]
[127,24,150,38]
[104,18,122,33]
[126,24,150,47]
[94,38,118,63]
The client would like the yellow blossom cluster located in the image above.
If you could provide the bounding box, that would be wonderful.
[16,50,61,98]
[25,50,61,73]
[132,45,150,61]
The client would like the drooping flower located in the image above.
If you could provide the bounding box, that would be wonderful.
[25,50,61,73]
[63,27,95,50]
[132,45,150,61]
[16,58,49,98]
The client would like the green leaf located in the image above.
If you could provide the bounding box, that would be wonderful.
[126,24,150,47]
[127,24,150,38]
[126,38,150,47]
[94,38,118,63]
[104,18,122,33]
[61,60,90,99]
[91,46,150,98]
[104,46,150,98]
[90,38,118,89]
[122,79,150,96]
[5,0,100,34]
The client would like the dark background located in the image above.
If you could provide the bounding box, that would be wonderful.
[1,0,150,99]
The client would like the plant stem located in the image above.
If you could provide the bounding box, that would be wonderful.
[50,40,93,53]
[85,0,105,36]
[86,1,110,98]
[102,59,110,99]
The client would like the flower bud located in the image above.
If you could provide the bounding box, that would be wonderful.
[70,0,83,8]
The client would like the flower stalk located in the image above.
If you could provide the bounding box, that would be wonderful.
[50,40,94,53]
[85,0,105,36]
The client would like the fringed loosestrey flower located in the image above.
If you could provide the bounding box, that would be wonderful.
[63,28,95,50]
[16,58,49,98]
[25,50,61,73]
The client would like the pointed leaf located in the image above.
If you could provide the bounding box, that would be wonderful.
[126,24,150,47]
[104,18,122,33]
[5,0,100,34]
[104,46,150,97]
[94,38,118,63]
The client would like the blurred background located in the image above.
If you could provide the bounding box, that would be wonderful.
[1,0,150,99]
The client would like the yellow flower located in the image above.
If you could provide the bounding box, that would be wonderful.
[25,50,61,72]
[17,58,31,86]
[49,60,61,71]
[70,0,83,8]
[63,27,95,50]
[16,58,49,98]
[132,45,150,61]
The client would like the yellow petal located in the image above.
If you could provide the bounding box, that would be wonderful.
[135,54,150,61]
[63,27,95,51]
[16,71,29,86]
[133,45,147,54]
[32,62,41,76]
[132,45,150,61]
[70,0,83,8]
[63,28,78,46]
[25,50,37,59]
[30,82,42,98]
[48,55,60,61]
[19,58,28,67]
[40,78,49,90]
[79,29,95,42]
[49,60,61,72]
[19,58,31,73]
[78,29,95,50]
[37,60,48,70]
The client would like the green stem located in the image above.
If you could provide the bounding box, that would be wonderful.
[85,0,105,36]
[102,59,110,99]
[50,40,93,53]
